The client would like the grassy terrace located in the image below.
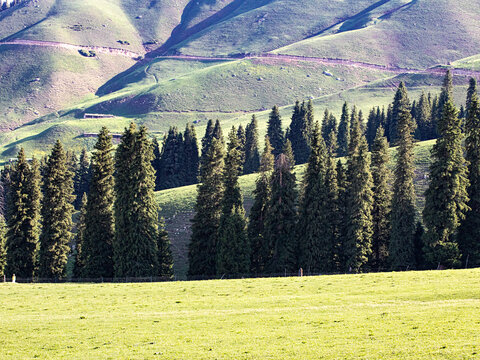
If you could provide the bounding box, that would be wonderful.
[0,269,479,359]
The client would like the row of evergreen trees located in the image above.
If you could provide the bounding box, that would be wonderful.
[188,73,480,277]
[0,124,173,279]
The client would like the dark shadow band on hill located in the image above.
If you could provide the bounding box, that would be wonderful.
[146,0,274,58]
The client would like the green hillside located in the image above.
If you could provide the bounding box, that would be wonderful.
[1,269,479,358]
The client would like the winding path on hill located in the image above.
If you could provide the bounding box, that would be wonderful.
[1,39,480,79]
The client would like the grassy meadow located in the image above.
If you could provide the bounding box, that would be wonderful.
[0,269,479,359]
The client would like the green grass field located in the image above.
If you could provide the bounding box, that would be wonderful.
[0,269,479,359]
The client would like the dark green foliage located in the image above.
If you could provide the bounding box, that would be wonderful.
[390,82,411,145]
[288,101,311,164]
[236,125,246,172]
[265,154,298,274]
[73,148,91,210]
[345,116,374,273]
[217,128,250,276]
[152,137,162,190]
[243,115,260,175]
[183,123,200,185]
[415,92,434,141]
[0,215,6,277]
[297,121,333,273]
[114,124,164,277]
[83,127,115,278]
[73,193,87,278]
[335,160,348,270]
[261,136,275,172]
[370,127,392,271]
[459,83,480,267]
[322,110,337,156]
[39,141,75,279]
[365,108,378,150]
[188,137,225,278]
[157,217,174,279]
[282,139,295,169]
[5,151,42,278]
[390,83,417,270]
[200,119,214,165]
[423,100,469,268]
[267,105,285,158]
[413,222,426,270]
[157,127,185,190]
[337,102,350,157]
[385,104,393,144]
[0,167,11,218]
[466,78,477,117]
[436,70,453,125]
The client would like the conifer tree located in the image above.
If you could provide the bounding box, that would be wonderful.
[288,101,310,164]
[213,120,224,147]
[459,83,480,267]
[267,105,285,158]
[264,154,298,274]
[437,70,453,123]
[415,92,433,140]
[248,137,274,274]
[337,102,350,156]
[114,124,164,277]
[243,115,260,174]
[282,139,295,169]
[157,127,185,190]
[236,125,246,172]
[157,217,174,279]
[297,121,332,273]
[152,137,163,191]
[390,83,417,270]
[366,108,378,150]
[370,127,392,270]
[413,222,426,269]
[83,127,115,278]
[5,151,42,278]
[306,99,315,134]
[217,128,249,276]
[74,148,90,209]
[73,193,87,278]
[0,215,6,277]
[39,141,75,279]
[322,110,338,156]
[335,160,348,270]
[390,82,411,145]
[201,119,214,165]
[188,137,225,278]
[0,168,10,218]
[423,99,469,268]
[385,104,393,144]
[183,123,200,185]
[466,78,477,117]
[345,116,374,272]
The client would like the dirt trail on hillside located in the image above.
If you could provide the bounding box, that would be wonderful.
[0,39,142,58]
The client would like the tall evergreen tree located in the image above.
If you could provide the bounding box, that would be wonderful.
[390,82,411,145]
[39,141,75,279]
[282,139,295,169]
[389,83,417,270]
[217,128,249,276]
[0,215,6,277]
[243,115,260,174]
[288,101,310,164]
[236,125,246,172]
[264,154,298,274]
[152,137,163,191]
[157,217,174,278]
[73,148,90,209]
[415,92,433,140]
[200,119,214,165]
[183,123,200,185]
[365,108,378,150]
[297,121,332,273]
[459,82,480,267]
[267,105,285,158]
[370,127,392,271]
[423,99,469,268]
[344,115,374,273]
[82,127,115,278]
[114,124,163,277]
[437,70,453,123]
[157,127,185,190]
[248,137,274,274]
[5,151,42,278]
[335,160,348,270]
[73,193,87,278]
[188,137,225,278]
[466,78,477,117]
[337,102,350,157]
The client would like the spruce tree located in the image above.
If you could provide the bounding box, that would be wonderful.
[5,151,42,278]
[83,127,115,278]
[267,105,285,158]
[370,127,392,271]
[264,154,298,274]
[201,119,214,164]
[366,108,378,150]
[297,121,333,273]
[437,70,453,123]
[73,193,87,278]
[390,83,417,270]
[152,137,163,191]
[73,148,89,209]
[423,99,469,268]
[390,82,411,145]
[183,123,200,185]
[345,116,374,273]
[335,160,348,270]
[243,115,260,174]
[288,101,310,164]
[157,127,185,190]
[248,137,274,274]
[114,124,163,277]
[466,78,477,118]
[0,215,6,277]
[337,102,350,157]
[157,217,174,279]
[415,92,433,141]
[188,137,225,278]
[39,141,75,279]
[217,128,249,276]
[236,125,246,172]
[459,83,480,267]
[282,139,295,169]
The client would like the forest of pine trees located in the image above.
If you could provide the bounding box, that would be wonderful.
[1,71,480,280]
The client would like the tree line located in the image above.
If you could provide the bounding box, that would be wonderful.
[188,72,480,278]
[0,124,173,280]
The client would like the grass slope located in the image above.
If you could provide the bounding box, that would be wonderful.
[0,269,479,359]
